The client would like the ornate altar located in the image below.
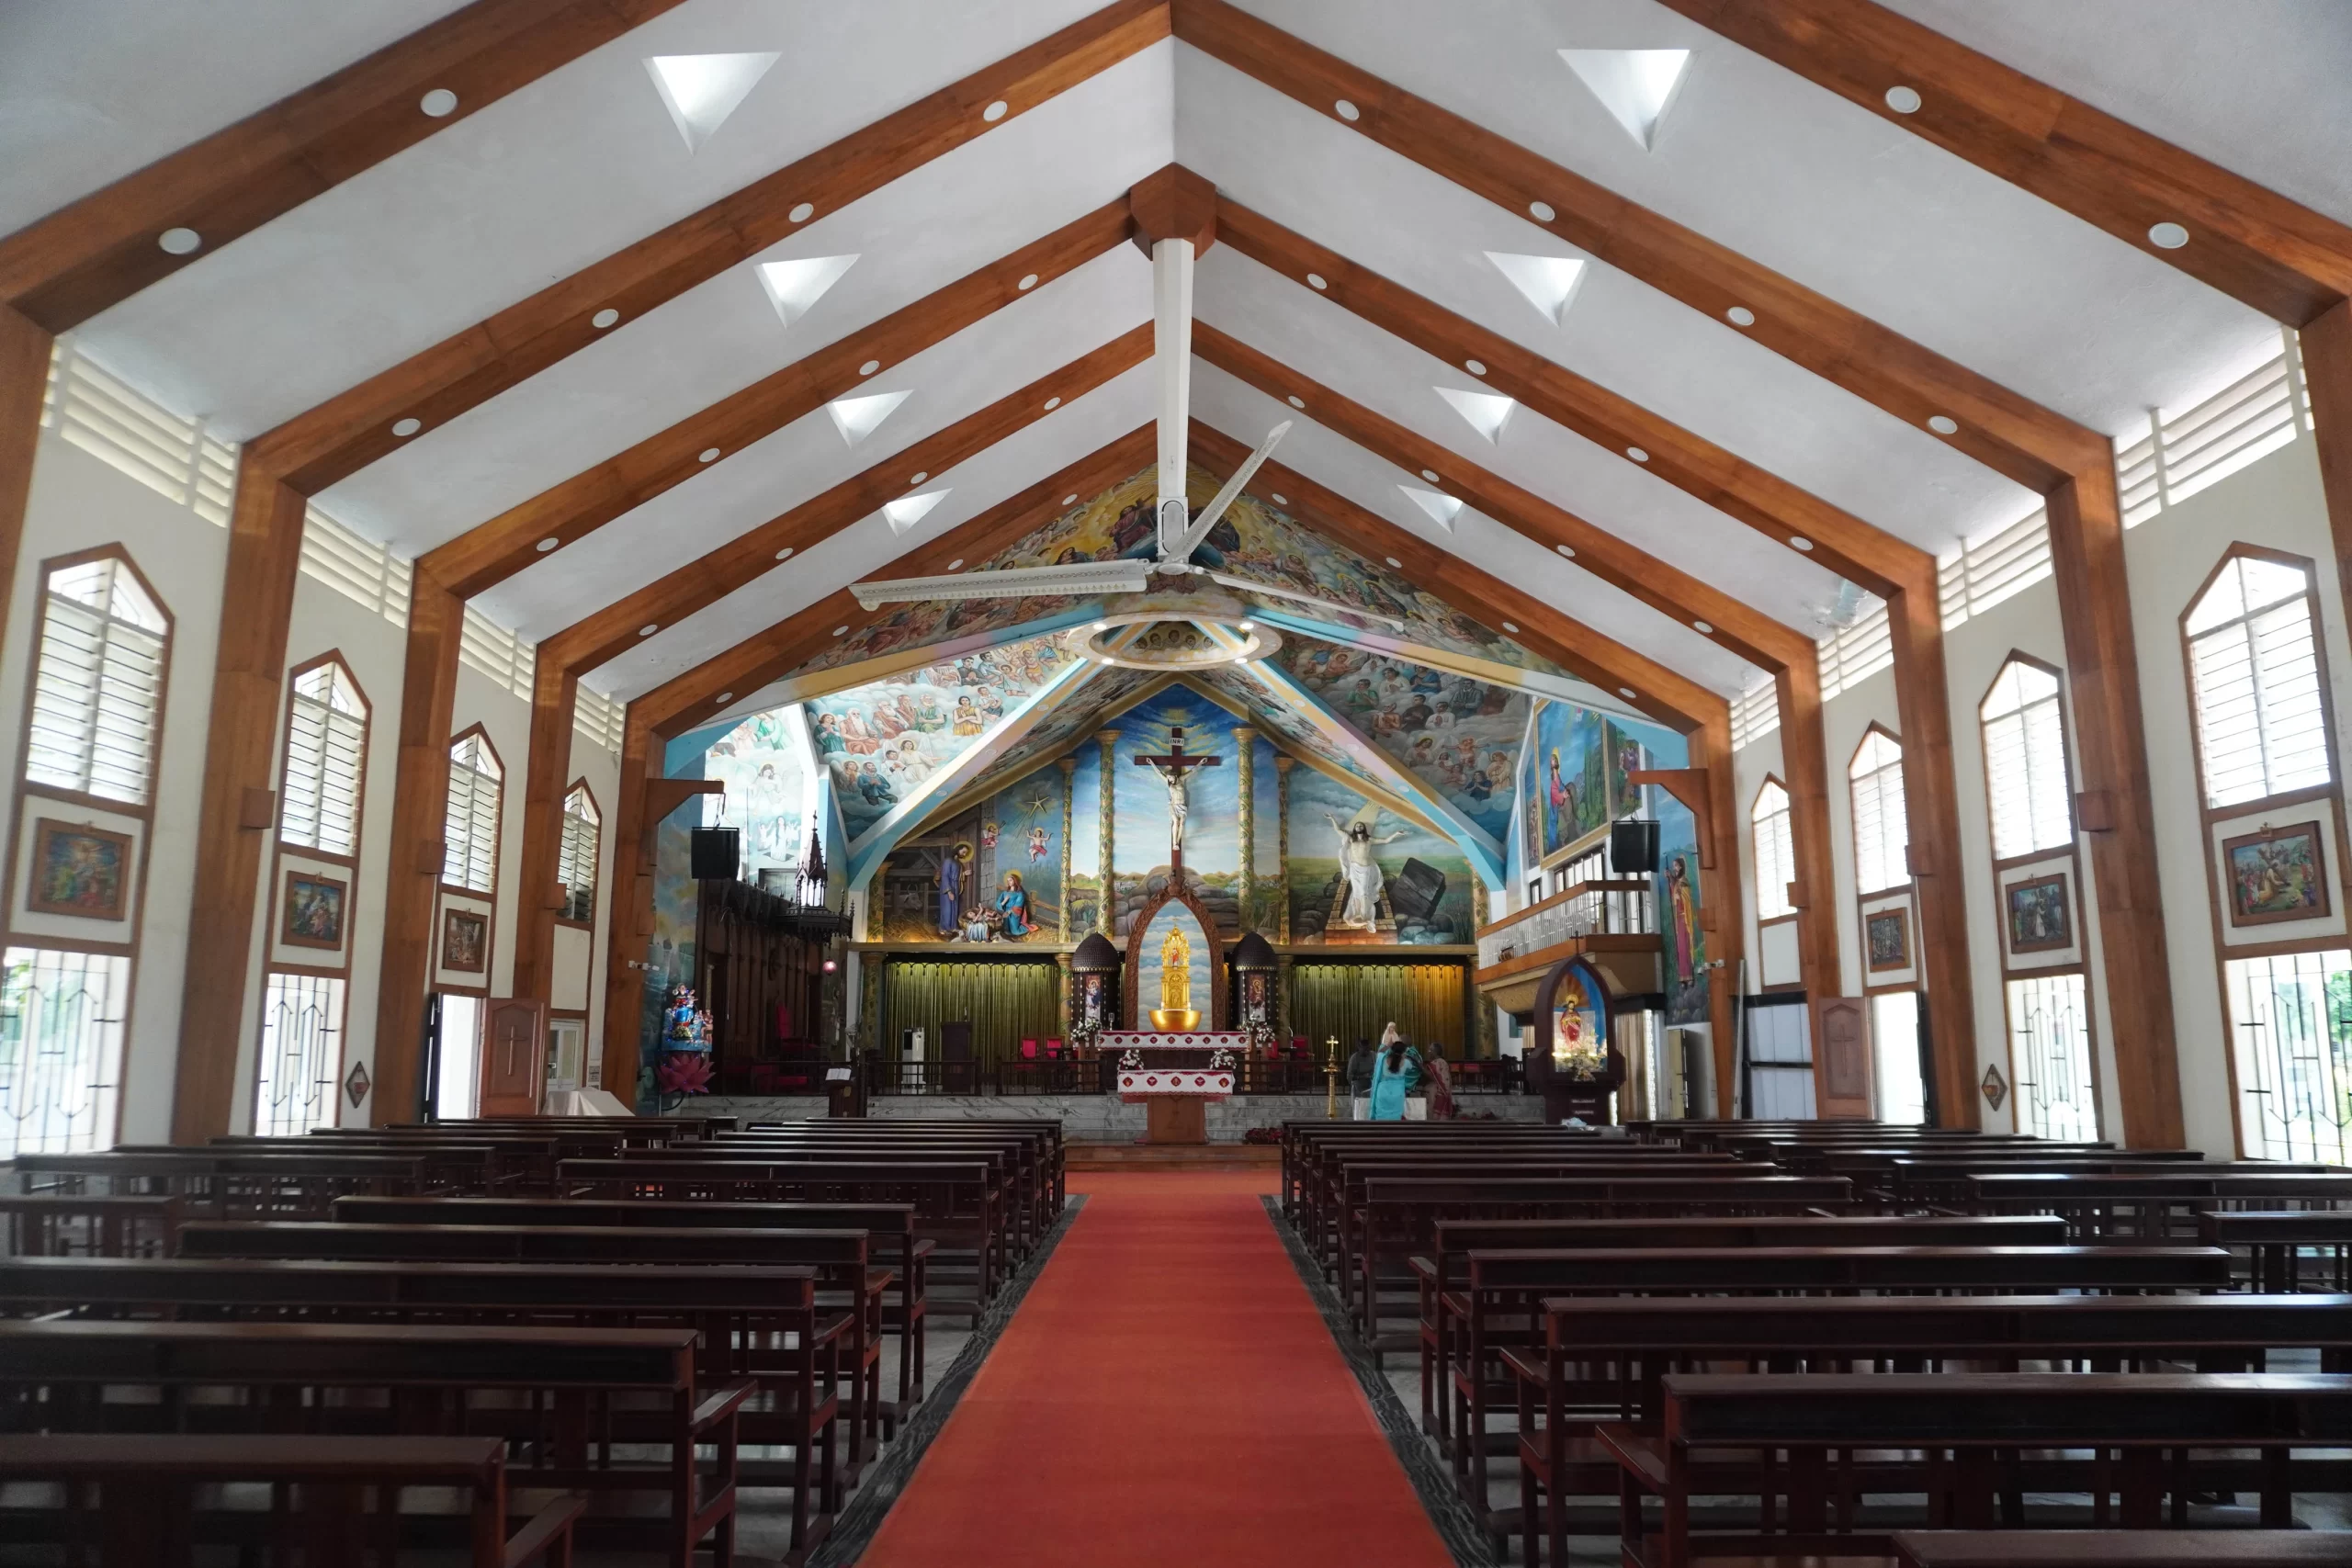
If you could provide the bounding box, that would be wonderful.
[1101,1029,1241,1144]
[1524,957,1625,1125]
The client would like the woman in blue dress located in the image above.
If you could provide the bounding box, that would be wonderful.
[1366,1024,1421,1121]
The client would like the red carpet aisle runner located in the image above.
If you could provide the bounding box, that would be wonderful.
[857,1170,1456,1568]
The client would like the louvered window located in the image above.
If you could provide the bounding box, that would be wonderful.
[558,784,600,924]
[278,662,367,856]
[1981,660,2073,860]
[25,558,168,805]
[1849,729,1908,896]
[442,732,503,894]
[2186,555,2331,808]
[1752,781,1795,921]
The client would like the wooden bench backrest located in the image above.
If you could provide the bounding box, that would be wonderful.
[175,1220,869,1269]
[1468,1244,2232,1292]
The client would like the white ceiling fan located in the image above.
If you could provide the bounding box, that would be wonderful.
[848,232,1404,632]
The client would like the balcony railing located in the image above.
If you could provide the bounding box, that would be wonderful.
[1477,880,1654,971]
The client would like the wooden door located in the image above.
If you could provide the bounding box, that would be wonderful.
[480,998,549,1117]
[1811,996,1872,1120]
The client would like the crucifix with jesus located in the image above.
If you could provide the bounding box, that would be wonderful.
[1134,727,1222,872]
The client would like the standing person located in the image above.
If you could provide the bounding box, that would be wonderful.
[1345,1037,1374,1121]
[1368,1024,1422,1122]
[1424,1049,1455,1122]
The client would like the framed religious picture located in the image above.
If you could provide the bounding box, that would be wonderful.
[27,819,132,920]
[2223,820,2331,927]
[2006,874,2073,953]
[1864,907,1911,973]
[280,870,347,951]
[440,907,489,974]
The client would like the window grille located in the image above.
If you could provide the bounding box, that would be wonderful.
[2007,972,2100,1140]
[442,733,503,893]
[299,504,412,630]
[1817,597,1893,701]
[41,344,237,526]
[1751,780,1795,920]
[2186,555,2330,809]
[279,662,366,857]
[574,682,626,754]
[252,973,344,1137]
[1939,509,2052,631]
[459,605,536,704]
[0,948,128,1156]
[1729,679,1780,750]
[1982,660,2073,860]
[1849,729,1908,895]
[2224,949,2352,1163]
[2116,328,2313,530]
[558,785,600,923]
[26,558,168,806]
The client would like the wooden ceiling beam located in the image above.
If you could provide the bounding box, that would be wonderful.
[421,198,1136,598]
[0,0,690,333]
[248,0,1169,494]
[1193,322,1814,674]
[1657,0,2352,326]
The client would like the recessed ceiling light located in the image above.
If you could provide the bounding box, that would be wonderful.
[947,558,964,570]
[788,202,814,223]
[828,389,910,446]
[1560,49,1693,150]
[639,624,659,637]
[716,692,733,705]
[982,99,1009,121]
[1626,446,1649,462]
[1436,386,1517,442]
[909,471,928,484]
[1927,414,1959,435]
[1043,397,1060,411]
[1334,99,1360,121]
[1420,468,1441,481]
[2148,221,2189,249]
[643,52,778,152]
[420,88,459,118]
[1487,252,1587,327]
[882,490,951,534]
[1092,621,1109,631]
[158,227,201,255]
[1693,620,1713,634]
[1287,395,1306,409]
[832,626,849,637]
[592,308,620,329]
[1502,621,1520,634]
[1555,544,1577,558]
[535,538,559,553]
[1018,273,1039,290]
[1883,85,1921,114]
[1306,273,1328,290]
[1725,306,1755,327]
[1238,620,1254,630]
[1385,557,1403,568]
[1464,359,1487,376]
[1790,536,1815,552]
[698,447,720,462]
[858,359,880,376]
[1618,686,1637,699]
[754,254,857,329]
[1062,494,1079,505]
[1529,200,1556,222]
[391,417,422,437]
[774,547,793,561]
[1270,493,1286,505]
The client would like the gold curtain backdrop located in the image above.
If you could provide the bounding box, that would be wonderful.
[881,958,1060,1066]
[1289,961,1466,1057]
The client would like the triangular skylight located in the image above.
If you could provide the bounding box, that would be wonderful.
[827,389,910,448]
[644,52,779,153]
[1398,485,1464,531]
[1486,252,1588,328]
[755,254,857,330]
[881,490,951,535]
[1435,387,1517,444]
[1559,49,1691,151]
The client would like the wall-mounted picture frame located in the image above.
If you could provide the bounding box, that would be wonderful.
[2005,874,2073,953]
[280,870,347,951]
[1864,906,1911,973]
[27,819,132,921]
[2222,819,2331,928]
[441,907,489,974]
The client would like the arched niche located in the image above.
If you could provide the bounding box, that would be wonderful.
[1121,881,1227,1030]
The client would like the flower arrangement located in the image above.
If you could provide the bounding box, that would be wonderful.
[656,1052,713,1097]
[1555,1043,1609,1082]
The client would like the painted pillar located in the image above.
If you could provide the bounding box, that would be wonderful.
[1094,729,1118,936]
[1234,726,1257,931]
[1057,755,1077,942]
[1276,953,1294,1049]
[1056,951,1073,1046]
[1273,756,1295,943]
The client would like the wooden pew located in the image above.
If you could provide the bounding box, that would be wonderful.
[1892,1532,2352,1567]
[13,1151,433,1214]
[1610,1372,2352,1568]
[0,1433,584,1566]
[0,1320,752,1568]
[1510,1292,2352,1565]
[0,1194,179,1257]
[740,1118,1068,1208]
[1278,1122,1705,1217]
[2201,1210,2352,1292]
[1968,1171,2352,1240]
[680,1136,1043,1257]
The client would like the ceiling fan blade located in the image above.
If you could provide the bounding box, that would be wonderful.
[1163,420,1291,565]
[1204,570,1406,631]
[850,558,1151,610]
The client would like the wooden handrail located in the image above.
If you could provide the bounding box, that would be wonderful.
[1476,879,1650,939]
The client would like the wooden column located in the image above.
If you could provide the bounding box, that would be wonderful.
[597,710,657,1099]
[1274,756,1295,942]
[510,660,578,1004]
[1234,726,1257,929]
[1094,730,1117,936]
[0,308,49,657]
[369,575,464,1125]
[1680,713,1747,1119]
[1775,660,1844,1002]
[1057,756,1077,942]
[1056,952,1073,1045]
[2305,304,2352,693]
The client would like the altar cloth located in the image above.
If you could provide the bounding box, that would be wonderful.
[1117,1067,1236,1100]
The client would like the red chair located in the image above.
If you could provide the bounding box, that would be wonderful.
[1018,1038,1039,1060]
[1044,1038,1063,1059]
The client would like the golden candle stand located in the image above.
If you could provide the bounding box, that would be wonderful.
[1322,1035,1341,1120]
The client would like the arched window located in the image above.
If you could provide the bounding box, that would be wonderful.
[2185,552,2330,807]
[1981,658,2073,860]
[558,783,600,924]
[278,658,367,855]
[1849,728,1908,895]
[25,555,168,804]
[442,729,503,893]
[1751,779,1794,921]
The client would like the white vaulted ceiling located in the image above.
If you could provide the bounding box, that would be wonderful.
[12,0,2348,709]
